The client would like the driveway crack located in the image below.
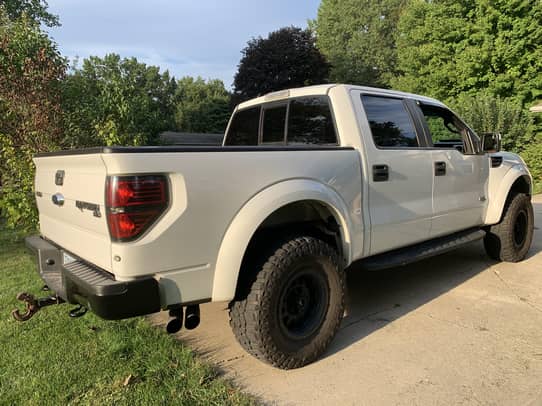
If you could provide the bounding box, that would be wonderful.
[492,269,542,314]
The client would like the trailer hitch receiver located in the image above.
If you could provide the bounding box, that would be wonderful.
[11,292,65,322]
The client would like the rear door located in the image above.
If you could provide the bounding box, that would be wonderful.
[34,153,112,271]
[413,101,489,237]
[355,93,434,255]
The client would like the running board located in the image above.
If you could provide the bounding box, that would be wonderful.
[358,228,486,271]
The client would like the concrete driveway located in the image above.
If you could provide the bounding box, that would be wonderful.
[152,195,542,405]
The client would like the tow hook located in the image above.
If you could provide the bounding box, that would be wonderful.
[11,292,65,322]
[69,304,88,318]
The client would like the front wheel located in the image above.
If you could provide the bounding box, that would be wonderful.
[229,235,345,369]
[484,193,534,262]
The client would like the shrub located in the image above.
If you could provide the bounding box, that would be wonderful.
[0,12,66,229]
[450,91,536,153]
[520,139,542,194]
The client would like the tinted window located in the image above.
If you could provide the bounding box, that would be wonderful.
[224,106,260,146]
[262,105,287,144]
[361,95,418,147]
[288,97,337,145]
[419,103,465,149]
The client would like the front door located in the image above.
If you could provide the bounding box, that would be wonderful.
[356,93,434,255]
[414,101,489,237]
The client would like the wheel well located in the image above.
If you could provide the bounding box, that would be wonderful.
[232,200,343,301]
[509,175,531,198]
[495,175,532,224]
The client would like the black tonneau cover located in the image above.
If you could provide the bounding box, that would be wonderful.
[35,145,353,157]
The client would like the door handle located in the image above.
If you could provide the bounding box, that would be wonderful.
[373,164,389,182]
[434,161,446,176]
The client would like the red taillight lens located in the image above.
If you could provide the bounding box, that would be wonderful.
[106,177,167,207]
[106,175,169,242]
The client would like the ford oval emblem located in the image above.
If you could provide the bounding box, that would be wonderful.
[52,193,65,206]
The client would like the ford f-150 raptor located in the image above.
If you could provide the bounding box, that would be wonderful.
[14,84,534,369]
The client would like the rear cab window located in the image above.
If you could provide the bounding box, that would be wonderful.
[224,96,338,146]
[262,104,287,144]
[224,106,260,146]
[288,97,337,145]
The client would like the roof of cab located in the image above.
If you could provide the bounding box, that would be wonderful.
[236,84,443,110]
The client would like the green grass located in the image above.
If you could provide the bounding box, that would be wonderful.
[0,226,253,405]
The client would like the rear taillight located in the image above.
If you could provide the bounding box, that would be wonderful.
[106,175,169,242]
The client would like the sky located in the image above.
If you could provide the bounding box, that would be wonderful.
[46,0,321,88]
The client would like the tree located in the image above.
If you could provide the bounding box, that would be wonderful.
[233,26,330,101]
[1,0,59,26]
[0,11,66,228]
[174,77,231,133]
[311,0,405,87]
[62,54,177,147]
[393,0,542,105]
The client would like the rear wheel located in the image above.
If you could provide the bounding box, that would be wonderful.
[484,193,534,262]
[229,235,345,369]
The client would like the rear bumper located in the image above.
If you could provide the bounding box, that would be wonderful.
[25,235,161,320]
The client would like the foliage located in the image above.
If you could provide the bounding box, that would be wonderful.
[450,91,536,153]
[0,0,59,26]
[393,0,542,105]
[233,26,330,102]
[520,139,542,194]
[0,11,66,229]
[311,0,405,87]
[62,54,177,147]
[174,76,231,133]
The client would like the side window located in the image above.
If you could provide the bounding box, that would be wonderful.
[262,105,287,144]
[224,106,260,146]
[418,103,466,151]
[287,97,337,145]
[361,95,419,148]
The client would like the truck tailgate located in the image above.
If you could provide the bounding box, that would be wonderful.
[34,154,112,271]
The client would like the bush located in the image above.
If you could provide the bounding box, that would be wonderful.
[450,91,536,153]
[0,12,66,229]
[520,139,542,194]
[62,54,177,148]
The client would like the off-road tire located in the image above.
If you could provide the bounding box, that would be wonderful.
[484,193,534,262]
[229,236,345,369]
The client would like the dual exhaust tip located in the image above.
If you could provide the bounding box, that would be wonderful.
[166,304,200,334]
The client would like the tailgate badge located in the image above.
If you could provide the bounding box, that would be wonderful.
[55,170,65,186]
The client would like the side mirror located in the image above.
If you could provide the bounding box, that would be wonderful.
[481,132,501,153]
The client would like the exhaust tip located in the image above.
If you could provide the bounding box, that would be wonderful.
[166,317,183,334]
[184,305,200,330]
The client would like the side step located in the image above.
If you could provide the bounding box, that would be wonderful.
[358,228,486,271]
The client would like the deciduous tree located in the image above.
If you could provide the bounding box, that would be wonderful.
[62,54,177,147]
[1,0,59,26]
[393,0,542,105]
[233,26,329,101]
[174,77,230,133]
[0,11,66,228]
[312,0,405,87]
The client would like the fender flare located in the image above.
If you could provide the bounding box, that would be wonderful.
[211,179,353,302]
[485,164,532,225]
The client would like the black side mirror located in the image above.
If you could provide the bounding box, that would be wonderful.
[481,132,501,152]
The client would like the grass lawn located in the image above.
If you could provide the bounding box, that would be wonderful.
[0,225,253,405]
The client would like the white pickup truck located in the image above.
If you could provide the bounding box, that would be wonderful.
[16,84,534,369]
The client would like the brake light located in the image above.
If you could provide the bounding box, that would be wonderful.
[106,175,169,242]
